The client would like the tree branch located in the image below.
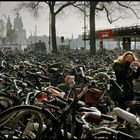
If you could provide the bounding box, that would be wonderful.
[103,5,112,23]
[55,1,77,15]
[117,1,140,19]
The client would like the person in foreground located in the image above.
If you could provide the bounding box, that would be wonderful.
[113,51,140,122]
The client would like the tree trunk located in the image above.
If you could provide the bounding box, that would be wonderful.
[51,11,57,53]
[90,2,98,55]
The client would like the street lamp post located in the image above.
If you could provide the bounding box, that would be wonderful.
[69,39,71,49]
[35,25,37,44]
[49,10,51,52]
[84,1,86,51]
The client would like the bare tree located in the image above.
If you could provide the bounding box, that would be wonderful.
[14,1,78,54]
[14,1,140,55]
[74,1,140,55]
[89,1,140,55]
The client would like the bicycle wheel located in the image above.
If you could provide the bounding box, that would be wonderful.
[0,92,21,113]
[93,72,110,89]
[92,131,117,139]
[0,105,62,139]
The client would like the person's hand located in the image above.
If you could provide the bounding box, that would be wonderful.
[131,61,140,67]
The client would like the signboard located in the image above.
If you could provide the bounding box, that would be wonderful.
[98,29,112,39]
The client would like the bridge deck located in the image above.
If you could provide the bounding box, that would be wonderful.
[83,25,140,41]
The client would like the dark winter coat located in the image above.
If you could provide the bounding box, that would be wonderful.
[113,61,140,101]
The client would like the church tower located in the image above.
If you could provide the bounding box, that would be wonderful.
[13,12,27,46]
[14,12,23,32]
[6,17,12,37]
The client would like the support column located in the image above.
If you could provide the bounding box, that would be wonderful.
[122,37,131,51]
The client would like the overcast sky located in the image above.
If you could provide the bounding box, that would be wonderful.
[0,1,140,39]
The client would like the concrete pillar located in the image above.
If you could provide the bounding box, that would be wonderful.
[122,37,131,51]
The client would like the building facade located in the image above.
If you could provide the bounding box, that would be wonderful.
[3,13,27,50]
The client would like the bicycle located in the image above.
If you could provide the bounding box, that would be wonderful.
[0,75,92,139]
[79,106,136,139]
